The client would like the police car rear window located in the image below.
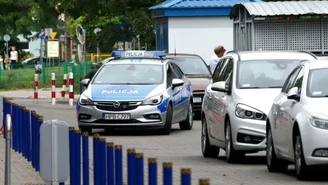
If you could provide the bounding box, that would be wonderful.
[93,64,163,84]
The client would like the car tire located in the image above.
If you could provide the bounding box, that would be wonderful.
[179,103,193,130]
[201,117,220,158]
[225,120,245,163]
[294,134,309,180]
[79,126,92,135]
[266,127,288,172]
[160,104,173,135]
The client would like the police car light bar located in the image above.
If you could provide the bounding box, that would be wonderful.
[111,50,166,58]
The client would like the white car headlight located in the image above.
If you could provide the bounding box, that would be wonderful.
[235,103,266,120]
[79,94,94,105]
[309,116,328,130]
[141,94,163,105]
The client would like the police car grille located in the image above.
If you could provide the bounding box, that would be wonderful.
[94,101,141,111]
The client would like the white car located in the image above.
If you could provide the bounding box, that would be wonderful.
[201,51,318,163]
[266,60,328,180]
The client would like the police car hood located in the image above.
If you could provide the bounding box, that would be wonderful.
[88,84,166,101]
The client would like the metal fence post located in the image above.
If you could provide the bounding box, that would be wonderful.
[199,179,210,185]
[148,158,157,185]
[107,142,114,185]
[82,132,89,185]
[181,168,191,185]
[93,134,100,185]
[4,114,12,185]
[128,148,136,185]
[36,115,43,172]
[115,145,123,185]
[69,127,75,185]
[75,130,81,185]
[99,138,106,185]
[135,153,144,185]
[163,162,173,185]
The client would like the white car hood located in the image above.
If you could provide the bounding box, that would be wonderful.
[234,88,282,115]
[304,98,328,117]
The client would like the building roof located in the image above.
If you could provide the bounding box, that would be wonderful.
[150,0,259,17]
[230,1,328,18]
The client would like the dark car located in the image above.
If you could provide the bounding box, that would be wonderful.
[166,53,212,116]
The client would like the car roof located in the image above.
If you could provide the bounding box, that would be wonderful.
[227,51,317,61]
[104,58,165,65]
[307,60,328,70]
[166,53,202,58]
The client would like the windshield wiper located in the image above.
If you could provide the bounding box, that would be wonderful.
[266,86,282,88]
[240,87,260,89]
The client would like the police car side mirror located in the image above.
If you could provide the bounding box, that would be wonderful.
[172,78,184,88]
[80,79,90,87]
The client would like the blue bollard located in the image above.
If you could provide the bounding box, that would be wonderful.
[17,105,21,154]
[75,130,81,185]
[30,111,36,169]
[199,179,210,185]
[99,138,107,185]
[135,153,144,185]
[115,145,123,185]
[59,183,65,185]
[21,106,26,158]
[3,99,7,139]
[12,104,17,152]
[148,158,157,185]
[128,148,136,185]
[69,127,75,185]
[107,142,115,185]
[181,168,191,185]
[82,132,89,185]
[163,162,173,185]
[36,115,43,172]
[93,134,100,185]
[26,109,32,162]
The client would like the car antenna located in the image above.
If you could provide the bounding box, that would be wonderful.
[170,30,177,56]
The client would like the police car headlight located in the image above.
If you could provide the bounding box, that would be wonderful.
[142,94,163,105]
[79,94,94,105]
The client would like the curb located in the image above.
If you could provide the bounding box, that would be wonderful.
[3,97,78,105]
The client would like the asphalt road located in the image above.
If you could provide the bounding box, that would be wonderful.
[11,98,328,185]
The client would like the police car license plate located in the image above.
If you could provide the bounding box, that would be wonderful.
[193,97,202,103]
[103,113,131,120]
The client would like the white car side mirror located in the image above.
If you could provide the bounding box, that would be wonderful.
[211,81,229,93]
[172,78,184,88]
[80,79,90,87]
[287,87,300,101]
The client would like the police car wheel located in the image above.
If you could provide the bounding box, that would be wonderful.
[179,103,193,130]
[79,127,92,134]
[160,105,172,135]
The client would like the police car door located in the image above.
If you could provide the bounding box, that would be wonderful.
[167,63,185,122]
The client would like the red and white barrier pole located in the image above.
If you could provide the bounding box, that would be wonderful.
[51,72,56,105]
[34,74,39,104]
[69,72,74,106]
[61,74,68,99]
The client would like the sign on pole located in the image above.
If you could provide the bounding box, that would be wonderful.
[40,120,69,183]
[4,34,10,42]
[47,40,59,58]
[50,32,57,40]
[45,28,53,37]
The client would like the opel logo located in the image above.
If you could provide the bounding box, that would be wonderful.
[113,101,120,108]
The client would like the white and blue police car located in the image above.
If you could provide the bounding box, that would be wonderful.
[77,50,194,135]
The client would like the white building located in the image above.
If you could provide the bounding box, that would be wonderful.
[149,0,259,62]
[17,32,41,56]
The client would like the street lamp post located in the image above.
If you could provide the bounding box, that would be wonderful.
[4,34,10,55]
[93,28,102,63]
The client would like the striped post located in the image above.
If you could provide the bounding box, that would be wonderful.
[69,72,74,106]
[61,74,68,99]
[199,179,210,185]
[34,74,38,104]
[181,168,191,185]
[51,72,56,105]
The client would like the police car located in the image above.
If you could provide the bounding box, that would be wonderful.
[77,50,194,135]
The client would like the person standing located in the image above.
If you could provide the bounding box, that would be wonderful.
[209,46,226,74]
[10,46,18,68]
[0,55,3,71]
[4,54,10,70]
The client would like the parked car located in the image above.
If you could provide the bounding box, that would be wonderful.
[166,53,212,116]
[201,50,318,163]
[266,60,328,180]
[77,50,194,135]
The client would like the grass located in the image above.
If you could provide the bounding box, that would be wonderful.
[0,64,97,93]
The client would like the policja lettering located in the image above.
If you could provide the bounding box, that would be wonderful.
[125,51,144,57]
[102,89,139,94]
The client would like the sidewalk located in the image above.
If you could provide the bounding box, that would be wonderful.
[0,88,80,104]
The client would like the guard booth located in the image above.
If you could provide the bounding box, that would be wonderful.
[229,1,328,55]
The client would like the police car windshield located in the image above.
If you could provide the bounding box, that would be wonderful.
[92,64,163,85]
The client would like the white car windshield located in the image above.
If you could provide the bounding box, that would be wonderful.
[307,68,328,97]
[92,63,163,85]
[172,57,210,76]
[237,60,301,89]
